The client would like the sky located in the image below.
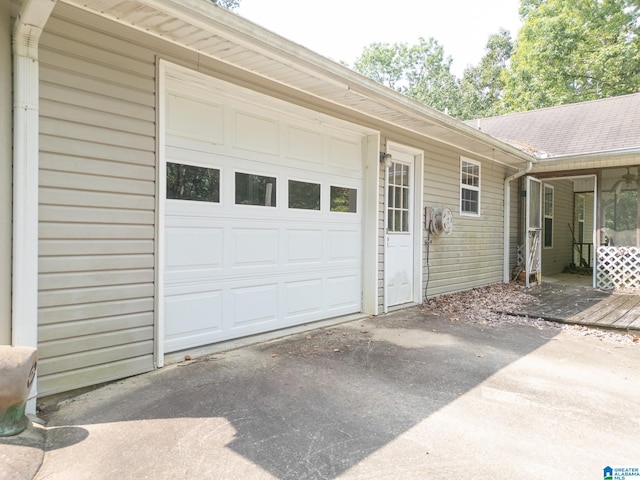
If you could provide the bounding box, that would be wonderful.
[237,0,523,78]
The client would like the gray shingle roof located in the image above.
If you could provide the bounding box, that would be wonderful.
[465,93,640,158]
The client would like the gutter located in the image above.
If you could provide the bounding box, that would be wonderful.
[12,0,57,412]
[532,146,640,173]
[503,161,533,283]
[84,0,533,168]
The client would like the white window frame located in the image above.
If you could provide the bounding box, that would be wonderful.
[460,157,481,216]
[543,184,554,248]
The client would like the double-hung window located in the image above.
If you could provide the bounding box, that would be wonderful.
[460,157,480,216]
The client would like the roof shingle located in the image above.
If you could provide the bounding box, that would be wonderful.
[466,93,640,158]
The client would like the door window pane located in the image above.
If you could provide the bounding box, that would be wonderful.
[528,180,541,229]
[166,162,220,203]
[235,172,277,207]
[288,180,320,210]
[387,161,411,232]
[330,186,357,213]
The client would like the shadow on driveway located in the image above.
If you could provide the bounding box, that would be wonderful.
[33,308,640,479]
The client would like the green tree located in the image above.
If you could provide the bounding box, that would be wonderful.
[459,29,513,119]
[209,0,240,10]
[353,38,462,116]
[503,0,640,112]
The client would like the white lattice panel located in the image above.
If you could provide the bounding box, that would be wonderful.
[597,246,640,290]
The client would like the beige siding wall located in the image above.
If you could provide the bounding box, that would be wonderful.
[421,144,513,297]
[0,3,11,345]
[39,3,525,395]
[38,7,157,395]
[376,138,518,303]
[541,179,574,275]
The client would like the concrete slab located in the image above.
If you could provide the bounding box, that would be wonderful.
[0,415,45,480]
[14,309,640,479]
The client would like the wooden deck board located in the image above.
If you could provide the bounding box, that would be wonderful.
[569,295,634,324]
[609,300,640,327]
[503,280,640,332]
[594,295,640,325]
[625,315,640,330]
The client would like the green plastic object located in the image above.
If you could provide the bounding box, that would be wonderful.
[0,346,37,436]
[0,403,29,436]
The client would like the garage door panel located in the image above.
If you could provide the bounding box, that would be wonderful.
[285,229,323,264]
[165,227,223,269]
[326,275,361,311]
[164,290,223,351]
[287,126,323,164]
[230,283,279,328]
[234,110,279,155]
[284,278,323,318]
[328,230,361,262]
[166,93,224,144]
[232,228,279,267]
[329,136,361,173]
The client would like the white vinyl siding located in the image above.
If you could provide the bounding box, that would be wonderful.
[37,6,157,395]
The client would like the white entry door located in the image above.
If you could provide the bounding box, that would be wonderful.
[385,151,415,307]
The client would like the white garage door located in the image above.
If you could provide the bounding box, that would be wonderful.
[162,68,365,353]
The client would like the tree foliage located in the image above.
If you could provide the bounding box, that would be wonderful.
[209,0,240,11]
[459,29,513,119]
[502,0,640,111]
[351,0,640,118]
[353,38,462,116]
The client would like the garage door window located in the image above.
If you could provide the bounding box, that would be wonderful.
[289,180,320,210]
[166,162,220,203]
[235,172,277,207]
[330,186,357,213]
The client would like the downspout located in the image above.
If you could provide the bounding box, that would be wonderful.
[503,161,533,283]
[13,0,57,411]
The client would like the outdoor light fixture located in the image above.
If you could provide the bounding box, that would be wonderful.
[379,152,393,168]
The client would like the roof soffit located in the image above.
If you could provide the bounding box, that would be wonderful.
[59,0,531,168]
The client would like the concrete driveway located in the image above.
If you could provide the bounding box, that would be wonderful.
[16,309,640,479]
